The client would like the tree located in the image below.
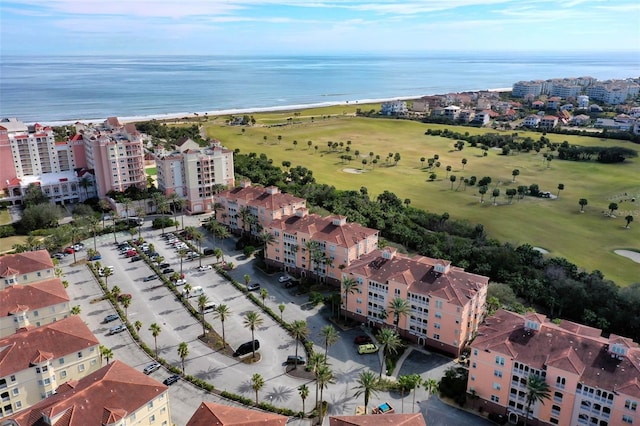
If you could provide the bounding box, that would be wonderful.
[134,320,142,333]
[307,140,313,149]
[178,248,187,276]
[353,370,379,414]
[388,297,410,331]
[398,374,422,413]
[192,230,204,267]
[579,198,588,212]
[149,323,161,357]
[183,283,192,299]
[376,328,402,377]
[103,267,113,289]
[243,311,264,358]
[260,230,276,262]
[393,152,401,165]
[23,183,49,207]
[259,288,269,307]
[341,277,358,323]
[320,324,340,362]
[316,364,335,423]
[250,373,265,405]
[71,305,81,315]
[213,248,224,264]
[512,169,520,182]
[290,320,309,369]
[177,342,189,374]
[625,215,634,228]
[492,188,500,205]
[298,384,310,416]
[479,186,488,203]
[111,285,121,300]
[506,188,517,204]
[293,140,298,149]
[278,303,286,320]
[557,183,564,198]
[523,374,551,426]
[428,172,437,181]
[461,158,467,170]
[608,202,618,217]
[450,175,457,190]
[243,273,251,286]
[445,165,452,177]
[197,294,209,335]
[423,378,439,417]
[308,353,326,413]
[420,157,426,168]
[101,346,114,365]
[120,294,132,317]
[213,304,231,347]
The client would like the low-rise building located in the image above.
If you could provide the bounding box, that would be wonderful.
[186,401,287,426]
[11,360,171,426]
[467,309,640,426]
[1,250,55,289]
[264,208,379,286]
[539,116,559,130]
[342,247,489,357]
[330,413,426,425]
[0,316,101,417]
[523,115,541,128]
[214,181,306,236]
[380,101,408,116]
[0,278,70,338]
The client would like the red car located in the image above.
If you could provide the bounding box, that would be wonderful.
[125,249,137,257]
[64,247,75,254]
[354,335,373,345]
[117,293,131,302]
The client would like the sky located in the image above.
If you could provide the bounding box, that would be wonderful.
[2,0,640,55]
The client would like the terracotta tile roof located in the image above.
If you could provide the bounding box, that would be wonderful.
[11,361,168,426]
[217,185,305,211]
[0,250,54,277]
[123,123,139,135]
[0,316,99,377]
[473,309,640,398]
[344,249,489,306]
[0,278,69,318]
[329,413,426,426]
[271,213,378,248]
[186,401,288,426]
[105,117,121,127]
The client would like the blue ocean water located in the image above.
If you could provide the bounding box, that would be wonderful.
[1,51,638,124]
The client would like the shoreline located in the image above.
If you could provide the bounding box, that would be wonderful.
[32,88,512,127]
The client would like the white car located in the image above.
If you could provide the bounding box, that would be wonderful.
[174,279,187,286]
[278,274,292,283]
[198,265,212,272]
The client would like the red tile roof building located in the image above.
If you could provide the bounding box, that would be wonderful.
[214,181,306,235]
[265,208,379,286]
[468,309,640,426]
[10,361,171,426]
[0,316,101,417]
[342,248,488,356]
[0,278,70,338]
[330,413,426,426]
[0,250,55,288]
[186,401,287,426]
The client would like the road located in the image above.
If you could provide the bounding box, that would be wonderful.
[62,218,493,426]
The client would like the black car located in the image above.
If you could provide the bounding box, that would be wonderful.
[163,375,180,386]
[130,255,142,262]
[285,355,305,365]
[284,280,299,289]
[233,340,260,357]
[159,263,171,269]
[162,268,175,274]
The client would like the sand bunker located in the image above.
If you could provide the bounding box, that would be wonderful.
[614,250,640,264]
[533,247,549,254]
[343,168,366,174]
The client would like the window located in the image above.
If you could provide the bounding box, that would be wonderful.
[59,358,64,365]
[491,395,500,403]
[433,333,440,340]
[623,415,633,424]
[550,418,559,425]
[434,323,441,329]
[15,401,22,409]
[435,312,442,319]
[149,414,156,423]
[60,371,67,378]
[554,391,563,402]
[494,370,503,378]
[77,351,83,358]
[493,383,501,390]
[12,388,19,396]
[495,356,505,366]
[625,400,638,411]
[78,364,85,372]
[472,362,476,369]
[473,349,478,356]
[148,401,154,410]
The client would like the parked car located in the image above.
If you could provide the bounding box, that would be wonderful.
[358,343,379,354]
[159,263,171,269]
[64,247,75,254]
[130,255,142,262]
[285,355,305,365]
[163,375,180,386]
[52,252,66,259]
[198,265,212,272]
[202,304,216,313]
[247,282,260,291]
[72,243,85,251]
[354,335,373,345]
[162,268,175,275]
[125,250,137,258]
[109,324,127,335]
[233,340,260,357]
[103,314,119,323]
[278,274,293,283]
[143,362,161,375]
[143,274,158,282]
[174,279,186,286]
[88,253,102,261]
[284,281,299,289]
[183,285,204,298]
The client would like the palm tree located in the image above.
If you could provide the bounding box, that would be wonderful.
[79,175,93,200]
[398,374,415,413]
[213,247,224,264]
[353,370,379,414]
[320,324,340,362]
[120,294,132,317]
[177,342,189,374]
[278,303,286,321]
[492,188,500,205]
[111,285,121,300]
[388,297,410,331]
[479,185,488,203]
[149,323,161,357]
[250,373,265,405]
[192,230,204,267]
[213,304,231,347]
[341,277,358,324]
[243,274,251,287]
[423,378,439,417]
[71,305,81,315]
[243,311,264,358]
[608,202,618,216]
[298,384,310,417]
[183,283,192,299]
[524,374,551,426]
[557,183,564,198]
[134,320,142,333]
[308,352,326,413]
[197,294,209,335]
[407,374,423,412]
[376,328,401,378]
[178,248,187,276]
[579,198,588,212]
[461,158,467,170]
[512,169,520,182]
[122,198,133,220]
[260,231,276,266]
[290,320,309,368]
[259,288,269,307]
[156,196,169,235]
[625,215,634,228]
[316,364,335,423]
[103,268,113,289]
[169,193,186,230]
[101,346,114,365]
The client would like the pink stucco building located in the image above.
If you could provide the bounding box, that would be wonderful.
[342,247,488,357]
[468,309,640,426]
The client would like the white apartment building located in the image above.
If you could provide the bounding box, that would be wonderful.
[586,80,640,105]
[156,138,235,214]
[512,81,543,98]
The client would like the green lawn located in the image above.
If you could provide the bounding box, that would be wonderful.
[0,209,11,226]
[145,166,157,176]
[0,236,28,254]
[205,112,639,286]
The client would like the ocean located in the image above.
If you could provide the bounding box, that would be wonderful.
[1,51,638,124]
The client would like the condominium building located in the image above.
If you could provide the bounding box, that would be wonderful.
[156,138,235,214]
[587,80,640,105]
[0,118,94,205]
[342,247,489,357]
[380,101,408,116]
[467,309,640,426]
[0,250,55,289]
[186,401,287,426]
[0,316,101,417]
[214,181,306,236]
[77,117,146,197]
[264,208,379,286]
[513,81,544,98]
[0,278,70,338]
[11,360,171,426]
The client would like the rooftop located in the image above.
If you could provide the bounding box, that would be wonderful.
[186,401,288,426]
[0,250,54,278]
[0,278,69,318]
